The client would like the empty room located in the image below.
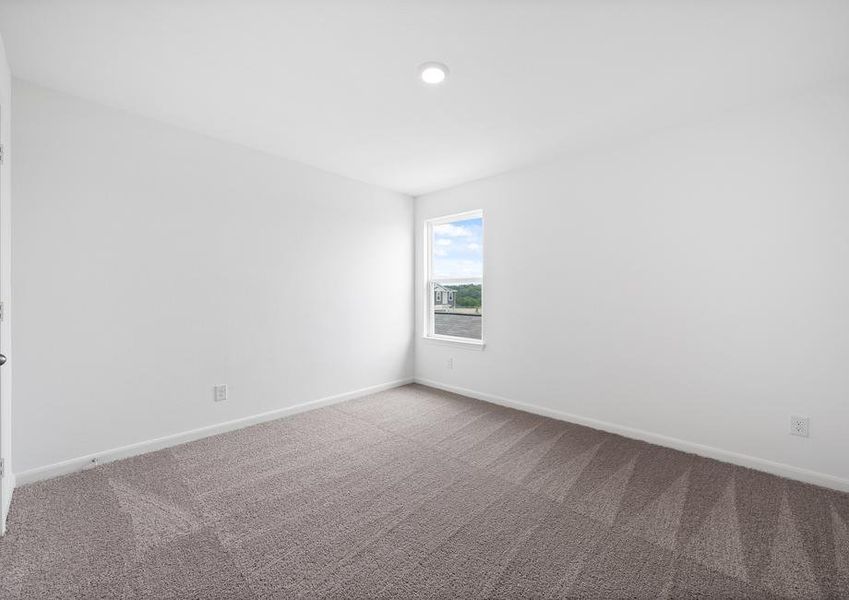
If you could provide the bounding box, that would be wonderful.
[0,1,848,598]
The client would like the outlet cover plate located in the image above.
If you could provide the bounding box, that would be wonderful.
[214,384,228,402]
[790,415,809,438]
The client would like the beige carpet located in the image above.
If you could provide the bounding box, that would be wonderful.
[1,383,848,599]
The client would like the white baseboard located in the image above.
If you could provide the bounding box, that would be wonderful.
[15,378,413,486]
[415,377,849,493]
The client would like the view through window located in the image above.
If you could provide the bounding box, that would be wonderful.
[426,211,483,341]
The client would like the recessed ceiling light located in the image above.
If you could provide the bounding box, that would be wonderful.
[418,62,449,85]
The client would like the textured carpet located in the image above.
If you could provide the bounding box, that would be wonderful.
[1,384,848,599]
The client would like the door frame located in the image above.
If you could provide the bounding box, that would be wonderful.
[0,97,12,535]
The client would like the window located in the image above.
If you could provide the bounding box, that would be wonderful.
[425,210,483,344]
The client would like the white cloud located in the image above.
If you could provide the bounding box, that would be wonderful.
[466,242,481,252]
[433,223,474,238]
[436,238,453,247]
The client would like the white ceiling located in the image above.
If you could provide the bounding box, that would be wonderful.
[1,1,848,196]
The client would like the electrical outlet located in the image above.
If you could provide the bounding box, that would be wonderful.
[446,357,454,370]
[790,415,809,438]
[214,384,228,402]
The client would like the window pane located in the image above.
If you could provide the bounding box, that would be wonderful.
[431,217,483,279]
[432,280,482,339]
[428,214,483,341]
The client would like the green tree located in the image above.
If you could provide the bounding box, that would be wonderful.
[448,284,481,309]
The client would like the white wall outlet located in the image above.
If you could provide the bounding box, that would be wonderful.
[790,415,809,438]
[214,384,228,402]
[446,357,454,370]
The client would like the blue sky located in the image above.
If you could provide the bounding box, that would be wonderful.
[432,217,483,279]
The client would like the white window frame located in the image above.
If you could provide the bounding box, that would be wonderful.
[423,210,484,349]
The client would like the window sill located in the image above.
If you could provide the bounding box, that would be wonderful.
[422,335,486,350]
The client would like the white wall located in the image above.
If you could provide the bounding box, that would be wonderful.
[12,80,413,475]
[0,34,13,530]
[415,82,849,488]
